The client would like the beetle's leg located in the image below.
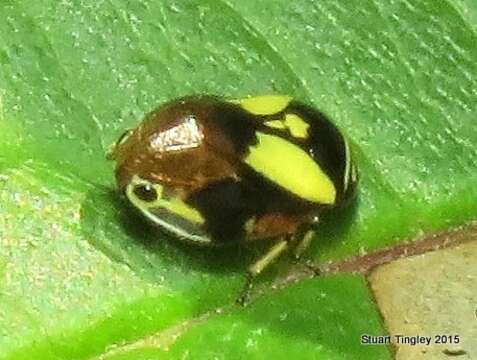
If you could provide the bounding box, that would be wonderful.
[249,239,289,276]
[237,273,254,306]
[291,215,319,260]
[237,238,289,305]
[292,229,314,260]
[291,229,321,276]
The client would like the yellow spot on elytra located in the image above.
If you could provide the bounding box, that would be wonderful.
[284,114,309,138]
[343,139,351,191]
[235,95,292,115]
[264,120,286,130]
[245,133,336,204]
[265,114,309,139]
[351,163,358,183]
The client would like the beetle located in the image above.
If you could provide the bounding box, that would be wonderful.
[108,95,357,303]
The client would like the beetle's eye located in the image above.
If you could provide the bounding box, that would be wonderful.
[133,184,158,202]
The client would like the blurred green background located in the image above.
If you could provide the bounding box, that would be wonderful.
[0,1,476,359]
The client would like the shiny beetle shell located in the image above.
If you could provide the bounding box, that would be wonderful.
[109,95,357,246]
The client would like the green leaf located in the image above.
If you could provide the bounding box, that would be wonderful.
[0,0,476,359]
[101,276,391,360]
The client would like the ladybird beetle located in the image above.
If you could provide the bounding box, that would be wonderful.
[108,95,357,303]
